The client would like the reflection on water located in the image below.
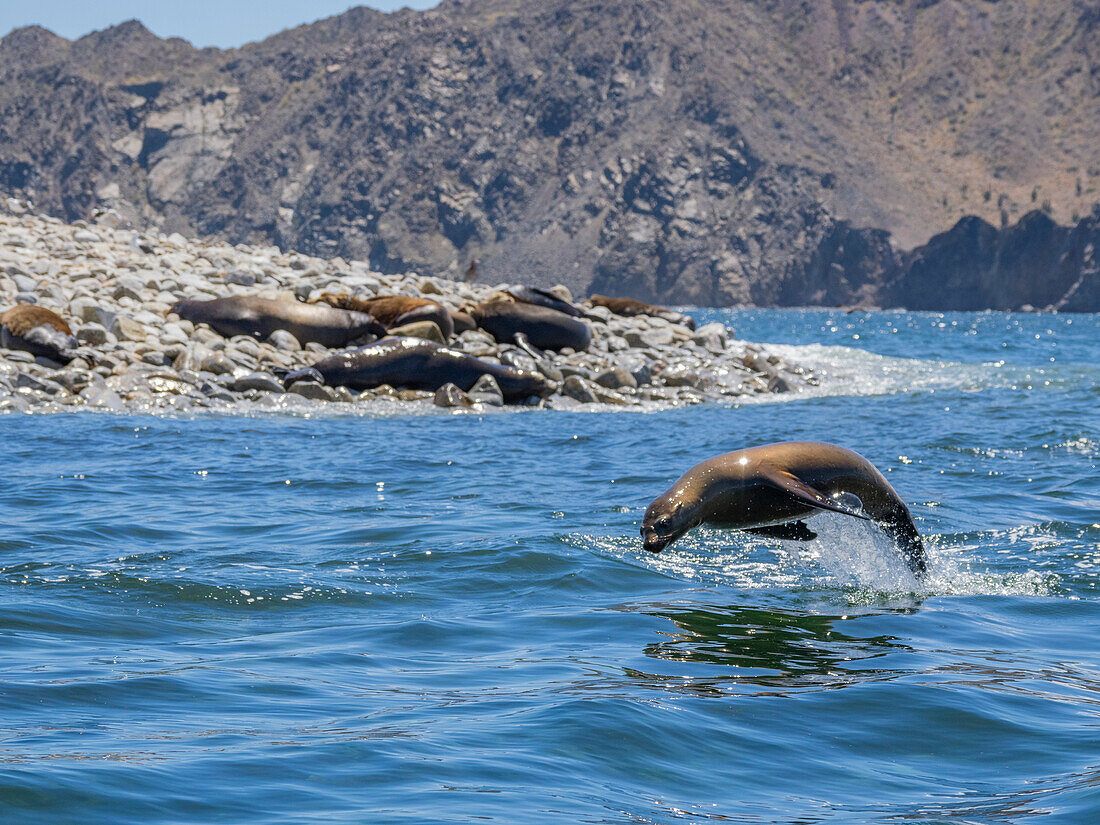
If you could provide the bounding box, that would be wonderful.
[632,603,915,695]
[1,309,1097,824]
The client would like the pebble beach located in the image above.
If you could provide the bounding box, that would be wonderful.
[0,200,816,415]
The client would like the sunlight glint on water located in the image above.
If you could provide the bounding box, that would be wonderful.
[0,309,1097,825]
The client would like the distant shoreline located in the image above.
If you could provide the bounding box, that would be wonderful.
[0,205,818,415]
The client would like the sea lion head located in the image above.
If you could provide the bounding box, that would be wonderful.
[641,486,700,553]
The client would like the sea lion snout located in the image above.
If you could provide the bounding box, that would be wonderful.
[641,530,671,554]
[641,498,686,553]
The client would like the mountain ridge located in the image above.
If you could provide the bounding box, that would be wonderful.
[0,0,1097,308]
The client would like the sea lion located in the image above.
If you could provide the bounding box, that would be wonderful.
[169,295,385,348]
[505,285,584,318]
[641,442,926,577]
[588,294,696,330]
[310,293,455,340]
[286,337,554,403]
[0,305,78,363]
[470,300,591,352]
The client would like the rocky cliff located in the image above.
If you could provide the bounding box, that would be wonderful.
[894,207,1100,312]
[1,0,1097,308]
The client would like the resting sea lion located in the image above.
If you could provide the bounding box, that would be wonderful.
[287,337,554,403]
[505,285,584,318]
[641,442,926,577]
[310,293,455,340]
[588,294,696,330]
[0,305,78,363]
[169,296,385,348]
[470,300,591,352]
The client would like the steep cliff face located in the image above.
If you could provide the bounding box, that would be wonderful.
[0,0,1097,307]
[893,208,1100,312]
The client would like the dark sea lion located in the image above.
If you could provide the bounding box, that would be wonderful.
[470,300,591,352]
[641,442,926,577]
[287,337,554,403]
[0,305,78,363]
[505,285,584,318]
[170,295,386,348]
[310,293,455,340]
[588,294,696,330]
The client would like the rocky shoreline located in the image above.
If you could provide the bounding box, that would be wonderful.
[0,203,817,415]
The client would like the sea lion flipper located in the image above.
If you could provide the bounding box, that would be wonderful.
[764,470,872,521]
[743,521,818,541]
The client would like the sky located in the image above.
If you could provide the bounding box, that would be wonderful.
[0,0,441,49]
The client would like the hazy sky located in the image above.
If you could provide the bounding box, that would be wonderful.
[0,1,441,49]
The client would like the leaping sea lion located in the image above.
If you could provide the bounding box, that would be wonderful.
[169,295,386,349]
[587,294,696,330]
[0,305,78,363]
[309,293,457,340]
[285,337,554,403]
[641,442,926,577]
[469,300,592,352]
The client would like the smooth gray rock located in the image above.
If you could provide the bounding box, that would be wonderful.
[0,394,32,412]
[230,372,284,393]
[112,277,144,301]
[561,375,598,403]
[692,322,728,354]
[468,373,503,406]
[433,382,476,409]
[594,367,637,390]
[624,328,674,348]
[287,380,336,401]
[80,385,124,410]
[389,320,445,343]
[663,368,704,388]
[226,270,256,286]
[267,330,302,352]
[200,353,234,375]
[200,381,236,402]
[76,322,109,346]
[110,316,147,342]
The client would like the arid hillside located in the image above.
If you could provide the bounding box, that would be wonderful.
[1,0,1097,307]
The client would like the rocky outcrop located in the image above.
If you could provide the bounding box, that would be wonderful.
[0,202,820,414]
[893,208,1100,312]
[0,0,1097,308]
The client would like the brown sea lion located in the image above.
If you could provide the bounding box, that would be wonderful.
[285,337,553,403]
[641,442,926,577]
[0,305,78,363]
[310,293,455,340]
[588,294,696,330]
[470,300,591,352]
[169,295,385,349]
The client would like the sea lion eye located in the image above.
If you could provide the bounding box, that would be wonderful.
[655,517,671,532]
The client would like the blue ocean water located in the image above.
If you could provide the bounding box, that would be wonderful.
[2,309,1098,824]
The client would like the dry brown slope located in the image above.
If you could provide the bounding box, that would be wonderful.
[0,0,1096,306]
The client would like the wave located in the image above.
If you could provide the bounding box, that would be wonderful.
[577,511,1067,606]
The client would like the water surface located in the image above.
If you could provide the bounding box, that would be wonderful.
[2,309,1098,824]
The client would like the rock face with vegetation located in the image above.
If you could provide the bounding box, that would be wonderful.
[0,0,1097,309]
